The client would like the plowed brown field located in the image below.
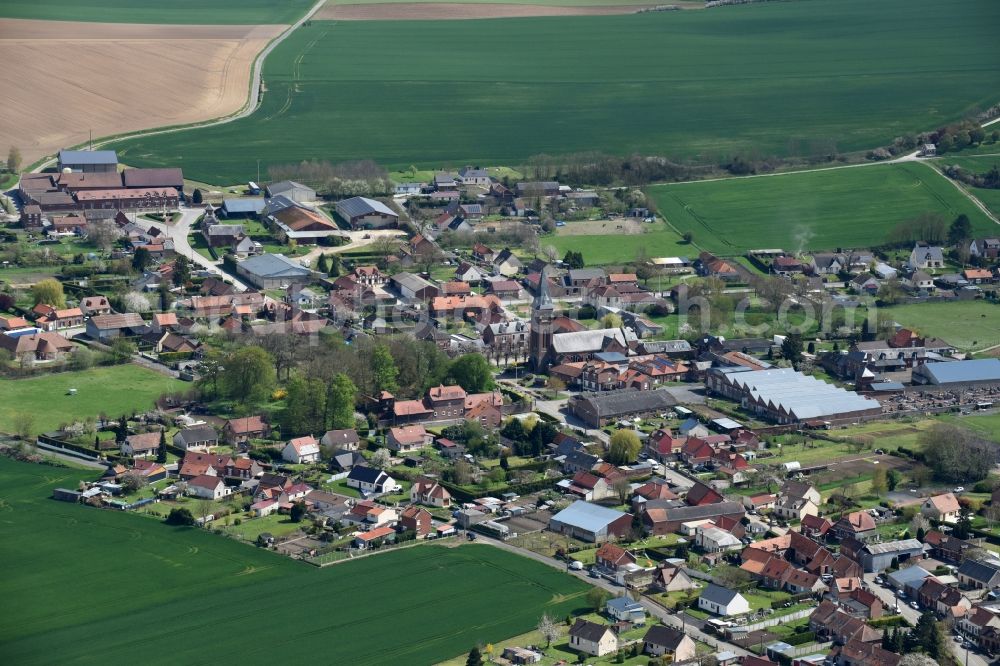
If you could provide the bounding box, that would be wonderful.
[0,19,284,165]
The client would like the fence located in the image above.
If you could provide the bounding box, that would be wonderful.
[304,533,456,567]
[36,434,108,463]
[731,607,814,633]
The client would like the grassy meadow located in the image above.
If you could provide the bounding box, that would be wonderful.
[650,162,996,254]
[0,365,187,435]
[111,0,1000,183]
[881,301,1000,353]
[933,154,1000,218]
[0,457,589,665]
[547,221,693,265]
[0,0,314,23]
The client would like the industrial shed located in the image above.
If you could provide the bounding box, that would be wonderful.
[236,253,313,289]
[335,196,399,229]
[548,500,633,543]
[912,358,1000,386]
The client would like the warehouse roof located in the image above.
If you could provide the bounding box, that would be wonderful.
[336,196,397,219]
[59,149,117,165]
[915,359,1000,385]
[238,253,311,279]
[122,168,183,188]
[712,367,880,420]
[550,500,627,533]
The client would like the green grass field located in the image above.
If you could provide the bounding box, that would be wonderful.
[547,222,693,265]
[0,457,589,665]
[0,0,313,23]
[325,0,689,5]
[650,162,997,253]
[933,154,1000,218]
[881,301,1000,352]
[110,0,1000,183]
[0,365,187,435]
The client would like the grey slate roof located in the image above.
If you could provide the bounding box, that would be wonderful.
[699,583,743,606]
[551,327,637,354]
[569,619,612,642]
[336,196,397,219]
[643,624,688,649]
[958,558,1000,585]
[174,426,218,445]
[574,388,677,418]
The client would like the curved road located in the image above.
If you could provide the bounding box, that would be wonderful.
[31,0,329,173]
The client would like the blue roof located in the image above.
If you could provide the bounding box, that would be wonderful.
[607,597,643,612]
[920,359,1000,384]
[886,566,930,586]
[550,501,627,532]
[594,351,627,363]
[59,149,117,165]
[223,198,266,214]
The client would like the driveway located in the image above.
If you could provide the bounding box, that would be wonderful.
[137,207,251,291]
[296,228,407,266]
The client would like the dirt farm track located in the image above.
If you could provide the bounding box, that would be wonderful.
[316,3,653,20]
[0,19,284,166]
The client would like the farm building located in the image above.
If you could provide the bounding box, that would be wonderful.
[912,359,1000,386]
[74,187,179,212]
[122,168,184,192]
[85,313,146,340]
[58,149,117,173]
[390,272,439,301]
[335,196,399,229]
[267,203,344,244]
[569,388,677,428]
[855,539,925,573]
[236,254,313,289]
[548,500,632,543]
[705,367,881,424]
[265,180,315,203]
[221,198,266,218]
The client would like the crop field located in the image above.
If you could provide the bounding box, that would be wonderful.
[0,365,187,435]
[111,0,1000,184]
[880,301,1000,353]
[650,162,997,254]
[0,458,588,664]
[0,0,314,24]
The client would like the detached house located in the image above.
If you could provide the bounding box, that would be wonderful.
[642,625,696,662]
[399,505,433,537]
[223,415,269,444]
[698,583,750,616]
[121,431,161,458]
[282,436,321,464]
[186,475,230,500]
[387,425,433,452]
[346,465,397,496]
[922,492,961,524]
[595,543,637,572]
[908,242,945,270]
[173,426,219,451]
[568,619,617,657]
[410,477,452,507]
[831,511,877,543]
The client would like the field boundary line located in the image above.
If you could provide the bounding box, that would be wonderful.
[28,0,329,174]
[917,160,1000,226]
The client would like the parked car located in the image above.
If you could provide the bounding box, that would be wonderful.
[569,560,584,571]
[954,486,965,493]
[910,601,920,610]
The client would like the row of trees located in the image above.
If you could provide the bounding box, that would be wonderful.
[267,159,393,198]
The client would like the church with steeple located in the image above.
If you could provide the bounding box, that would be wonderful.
[529,267,554,371]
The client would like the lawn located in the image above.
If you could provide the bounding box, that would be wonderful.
[0,0,314,23]
[0,364,187,435]
[110,0,1000,183]
[880,300,1000,352]
[547,222,695,266]
[650,162,996,254]
[0,457,591,665]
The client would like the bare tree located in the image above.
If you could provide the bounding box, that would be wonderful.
[613,477,632,505]
[88,218,120,252]
[121,471,147,494]
[195,499,214,524]
[13,412,34,440]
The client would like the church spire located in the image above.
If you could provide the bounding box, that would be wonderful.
[534,266,553,312]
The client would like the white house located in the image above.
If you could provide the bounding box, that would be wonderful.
[696,526,742,553]
[282,436,321,464]
[186,474,230,500]
[346,465,398,496]
[698,584,750,616]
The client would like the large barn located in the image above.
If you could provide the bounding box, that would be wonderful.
[335,196,399,229]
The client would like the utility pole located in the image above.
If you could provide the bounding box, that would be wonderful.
[89,129,92,151]
[257,159,261,185]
